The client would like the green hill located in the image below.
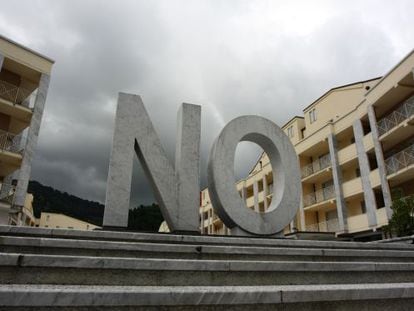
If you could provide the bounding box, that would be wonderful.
[27,181,163,231]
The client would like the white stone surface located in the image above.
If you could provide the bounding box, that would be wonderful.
[328,133,348,232]
[4,252,414,271]
[1,225,414,309]
[368,105,393,219]
[13,73,50,209]
[104,93,201,232]
[1,283,414,307]
[207,115,301,235]
[353,119,378,227]
[2,235,414,260]
[2,225,414,251]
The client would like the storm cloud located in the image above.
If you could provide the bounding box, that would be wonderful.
[0,0,413,206]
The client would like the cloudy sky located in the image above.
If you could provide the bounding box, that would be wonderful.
[1,0,413,206]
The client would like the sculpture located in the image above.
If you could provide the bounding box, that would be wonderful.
[103,93,300,236]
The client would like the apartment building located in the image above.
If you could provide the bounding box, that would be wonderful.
[0,35,54,225]
[37,212,100,230]
[200,50,414,240]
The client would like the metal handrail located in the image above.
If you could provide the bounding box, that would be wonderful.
[385,143,414,175]
[305,218,339,232]
[377,96,414,136]
[0,79,34,106]
[301,153,331,178]
[0,182,15,205]
[303,185,335,207]
[0,129,23,154]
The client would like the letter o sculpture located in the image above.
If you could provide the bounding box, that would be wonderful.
[207,116,301,235]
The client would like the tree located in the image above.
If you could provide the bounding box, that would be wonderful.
[384,195,414,238]
[28,180,104,226]
[28,180,163,231]
[128,204,164,232]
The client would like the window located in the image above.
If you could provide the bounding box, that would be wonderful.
[374,191,385,209]
[287,126,294,138]
[309,109,317,123]
[369,155,378,170]
[258,180,264,192]
[362,121,371,135]
[356,168,361,177]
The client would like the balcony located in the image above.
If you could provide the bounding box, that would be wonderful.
[385,143,414,176]
[377,96,414,137]
[342,177,363,199]
[214,227,227,235]
[347,213,368,233]
[0,182,15,206]
[267,183,273,197]
[212,213,221,223]
[301,153,331,180]
[0,79,34,106]
[337,143,357,166]
[0,130,22,154]
[376,207,388,226]
[303,185,335,208]
[369,169,381,188]
[0,130,22,176]
[245,195,254,209]
[363,133,375,152]
[305,218,339,232]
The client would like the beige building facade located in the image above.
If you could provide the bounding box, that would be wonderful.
[37,212,100,231]
[0,190,99,230]
[0,35,54,226]
[201,50,414,240]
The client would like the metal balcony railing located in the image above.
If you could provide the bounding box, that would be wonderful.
[305,218,339,232]
[377,96,414,136]
[385,143,414,175]
[0,79,34,106]
[303,185,335,207]
[0,129,22,154]
[301,153,331,178]
[0,182,15,205]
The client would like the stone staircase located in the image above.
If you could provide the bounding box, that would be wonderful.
[0,225,413,310]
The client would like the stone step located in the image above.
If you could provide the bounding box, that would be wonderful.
[1,225,413,251]
[2,226,413,310]
[1,283,414,310]
[2,253,414,286]
[2,235,414,262]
